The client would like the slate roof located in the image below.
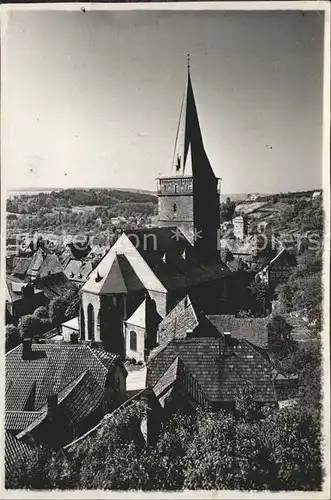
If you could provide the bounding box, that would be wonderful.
[5,411,44,433]
[34,273,78,300]
[5,344,119,412]
[64,259,93,282]
[5,430,35,474]
[127,227,192,254]
[157,295,199,346]
[12,257,33,277]
[147,337,276,404]
[147,338,222,401]
[143,251,230,291]
[153,356,210,409]
[164,67,216,180]
[206,315,269,349]
[82,233,166,295]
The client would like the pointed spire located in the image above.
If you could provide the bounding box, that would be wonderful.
[171,57,215,180]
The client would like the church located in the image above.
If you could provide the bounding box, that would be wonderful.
[79,62,240,361]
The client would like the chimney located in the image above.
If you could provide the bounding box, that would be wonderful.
[70,332,79,345]
[47,394,58,420]
[22,338,32,360]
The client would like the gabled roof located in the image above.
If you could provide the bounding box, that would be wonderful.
[206,315,269,349]
[34,273,78,300]
[5,430,35,474]
[64,260,93,282]
[147,336,277,404]
[153,356,210,409]
[12,257,33,277]
[6,343,119,412]
[170,66,216,180]
[5,411,44,433]
[156,295,199,347]
[6,276,43,303]
[26,250,45,277]
[82,233,166,295]
[126,299,147,329]
[15,369,105,439]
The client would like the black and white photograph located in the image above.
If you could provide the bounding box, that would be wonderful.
[1,2,330,496]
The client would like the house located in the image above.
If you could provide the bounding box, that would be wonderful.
[145,294,281,413]
[5,276,45,324]
[78,65,242,358]
[33,273,79,301]
[5,340,127,449]
[256,248,297,291]
[11,257,33,279]
[64,259,93,286]
[63,387,164,454]
[146,334,277,413]
[205,314,269,349]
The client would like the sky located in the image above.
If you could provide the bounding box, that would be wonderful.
[2,8,325,194]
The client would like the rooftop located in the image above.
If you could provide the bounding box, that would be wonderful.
[147,336,276,404]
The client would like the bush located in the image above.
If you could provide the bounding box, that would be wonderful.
[6,325,21,352]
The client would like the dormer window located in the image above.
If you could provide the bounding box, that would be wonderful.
[95,271,102,283]
[162,253,167,263]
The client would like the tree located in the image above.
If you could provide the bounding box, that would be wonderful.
[267,314,296,358]
[261,405,322,491]
[183,410,271,490]
[220,197,236,223]
[6,445,54,490]
[5,325,21,352]
[49,296,67,325]
[18,314,43,339]
[64,289,80,320]
[34,306,49,320]
[249,279,270,316]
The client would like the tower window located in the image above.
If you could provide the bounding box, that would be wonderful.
[130,330,137,351]
[174,184,178,193]
[173,203,177,213]
[176,155,181,171]
[87,303,95,340]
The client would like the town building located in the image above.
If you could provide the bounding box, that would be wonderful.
[5,339,127,449]
[5,276,45,325]
[64,259,93,286]
[256,247,297,291]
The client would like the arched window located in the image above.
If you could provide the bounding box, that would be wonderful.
[174,184,178,193]
[97,310,100,338]
[87,303,95,340]
[130,330,137,351]
[173,203,177,214]
[80,307,85,340]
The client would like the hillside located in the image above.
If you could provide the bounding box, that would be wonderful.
[6,188,158,236]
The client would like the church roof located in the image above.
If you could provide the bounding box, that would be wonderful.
[125,299,147,329]
[82,233,167,295]
[170,65,216,180]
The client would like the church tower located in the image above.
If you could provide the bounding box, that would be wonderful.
[157,58,221,259]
